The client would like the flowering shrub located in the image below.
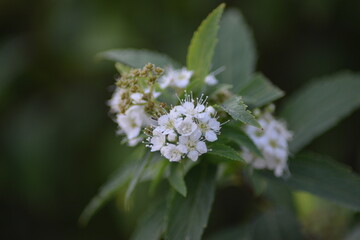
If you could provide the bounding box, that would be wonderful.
[80,3,360,240]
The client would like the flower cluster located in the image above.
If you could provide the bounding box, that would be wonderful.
[146,94,221,162]
[109,64,221,146]
[158,67,193,89]
[242,105,292,177]
[108,64,163,146]
[158,67,218,89]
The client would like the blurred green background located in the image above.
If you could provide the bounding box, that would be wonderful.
[1,0,360,239]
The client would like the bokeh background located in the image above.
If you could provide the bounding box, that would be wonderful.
[1,0,360,239]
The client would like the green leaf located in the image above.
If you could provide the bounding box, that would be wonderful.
[346,224,360,240]
[262,152,360,211]
[131,200,167,240]
[115,62,132,74]
[213,8,257,91]
[79,146,146,226]
[97,48,180,68]
[149,159,168,195]
[186,3,225,92]
[166,163,217,240]
[207,143,245,162]
[168,162,187,197]
[251,209,303,240]
[221,96,261,128]
[125,152,152,206]
[239,73,284,108]
[280,71,360,153]
[79,165,133,226]
[245,170,267,196]
[221,124,262,157]
[206,209,302,240]
[206,224,252,240]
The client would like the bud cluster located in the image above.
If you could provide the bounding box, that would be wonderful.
[108,64,164,146]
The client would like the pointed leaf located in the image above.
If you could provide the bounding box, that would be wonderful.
[168,162,187,197]
[125,152,152,205]
[186,4,225,92]
[166,163,217,240]
[262,152,360,211]
[252,208,303,240]
[221,124,262,157]
[131,200,167,240]
[97,48,180,68]
[213,8,257,91]
[79,166,133,226]
[149,159,168,195]
[206,224,252,240]
[221,96,261,128]
[239,73,284,108]
[280,71,360,153]
[206,209,303,240]
[207,143,245,162]
[115,62,132,74]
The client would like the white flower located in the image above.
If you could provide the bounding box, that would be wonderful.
[178,130,207,161]
[205,74,218,86]
[108,87,126,113]
[157,110,179,135]
[160,144,186,162]
[197,116,220,142]
[174,68,193,88]
[158,67,193,89]
[242,106,292,177]
[175,116,198,136]
[150,132,166,152]
[130,92,145,104]
[116,105,145,139]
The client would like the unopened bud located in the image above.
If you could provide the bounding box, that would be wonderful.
[155,67,164,74]
[145,63,154,70]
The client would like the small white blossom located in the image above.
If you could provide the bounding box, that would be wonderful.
[158,67,193,89]
[157,111,179,135]
[111,93,156,146]
[242,105,292,177]
[108,88,126,113]
[130,93,145,104]
[116,105,149,140]
[175,116,197,136]
[178,130,207,161]
[197,115,221,142]
[150,132,166,152]
[161,144,186,162]
[205,74,218,86]
[145,94,222,162]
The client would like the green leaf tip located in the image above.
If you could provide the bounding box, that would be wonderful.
[207,143,245,162]
[97,48,181,68]
[186,3,225,93]
[221,96,261,129]
[280,71,360,153]
[168,162,187,197]
[239,73,285,108]
[213,7,257,91]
